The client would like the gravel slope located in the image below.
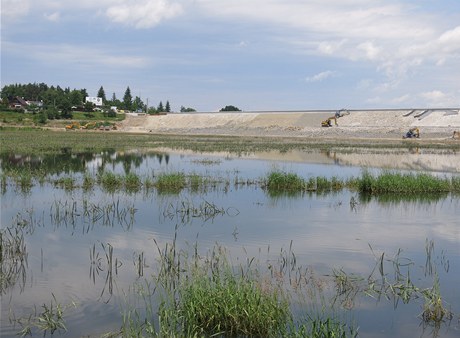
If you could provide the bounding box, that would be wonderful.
[119,110,460,140]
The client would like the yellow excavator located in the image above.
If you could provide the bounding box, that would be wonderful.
[82,122,97,129]
[321,109,350,127]
[403,127,420,139]
[321,116,338,127]
[65,122,81,130]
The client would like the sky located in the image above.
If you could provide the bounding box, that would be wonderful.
[2,0,460,111]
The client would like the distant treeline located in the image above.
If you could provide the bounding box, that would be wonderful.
[1,82,242,114]
[0,82,174,114]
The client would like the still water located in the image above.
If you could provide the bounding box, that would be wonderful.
[1,148,459,337]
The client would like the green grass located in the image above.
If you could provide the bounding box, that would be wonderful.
[2,165,459,197]
[98,172,124,192]
[358,171,453,194]
[155,172,186,194]
[12,294,76,336]
[124,172,142,192]
[175,270,290,336]
[267,171,306,194]
[1,129,459,156]
[120,238,359,338]
[0,225,28,293]
[54,176,76,190]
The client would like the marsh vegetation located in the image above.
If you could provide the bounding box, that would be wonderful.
[1,131,459,337]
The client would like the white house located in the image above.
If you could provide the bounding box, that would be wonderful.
[85,97,103,106]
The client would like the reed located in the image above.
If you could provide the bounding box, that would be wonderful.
[176,269,290,337]
[155,172,186,194]
[188,173,208,192]
[82,173,95,190]
[2,129,458,157]
[54,176,76,190]
[297,317,359,338]
[98,172,123,192]
[121,239,358,337]
[0,225,28,293]
[124,172,142,192]
[12,294,76,336]
[266,171,306,193]
[421,274,453,325]
[358,171,452,194]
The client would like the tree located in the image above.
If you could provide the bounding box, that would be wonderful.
[84,101,95,112]
[45,107,59,120]
[123,86,132,110]
[147,107,158,115]
[107,92,122,108]
[180,106,196,112]
[220,105,241,112]
[59,98,73,119]
[69,89,83,106]
[97,86,107,104]
[80,88,88,100]
[157,101,164,112]
[132,96,145,112]
[165,100,171,112]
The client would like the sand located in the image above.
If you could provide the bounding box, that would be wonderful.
[119,109,460,141]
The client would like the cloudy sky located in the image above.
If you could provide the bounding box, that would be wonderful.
[2,0,460,111]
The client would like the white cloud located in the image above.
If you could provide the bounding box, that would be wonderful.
[1,0,30,19]
[106,0,183,29]
[419,90,458,107]
[391,94,410,104]
[356,41,381,61]
[438,26,460,45]
[194,0,457,86]
[317,40,347,55]
[5,41,149,68]
[305,70,337,83]
[44,11,60,22]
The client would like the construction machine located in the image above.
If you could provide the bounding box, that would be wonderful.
[335,108,350,118]
[65,122,81,130]
[403,127,420,139]
[82,122,97,129]
[321,116,338,127]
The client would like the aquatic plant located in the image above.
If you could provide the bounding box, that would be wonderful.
[12,294,76,336]
[0,225,28,294]
[267,171,306,192]
[120,238,358,337]
[420,274,453,326]
[358,171,452,194]
[82,173,95,190]
[124,172,142,192]
[176,268,291,336]
[155,172,186,194]
[297,317,359,338]
[54,176,76,190]
[98,172,123,192]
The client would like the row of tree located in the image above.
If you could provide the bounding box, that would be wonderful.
[0,83,173,113]
[1,82,242,114]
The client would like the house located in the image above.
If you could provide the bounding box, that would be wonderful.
[8,96,43,110]
[8,96,28,109]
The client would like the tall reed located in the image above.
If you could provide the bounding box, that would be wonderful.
[358,171,452,194]
[155,172,186,194]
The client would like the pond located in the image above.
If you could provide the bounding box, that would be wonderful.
[1,147,459,337]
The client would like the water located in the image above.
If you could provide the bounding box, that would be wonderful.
[1,148,459,337]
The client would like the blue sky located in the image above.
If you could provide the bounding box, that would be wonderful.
[2,0,460,111]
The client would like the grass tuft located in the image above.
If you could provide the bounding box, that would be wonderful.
[176,270,290,336]
[155,172,186,194]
